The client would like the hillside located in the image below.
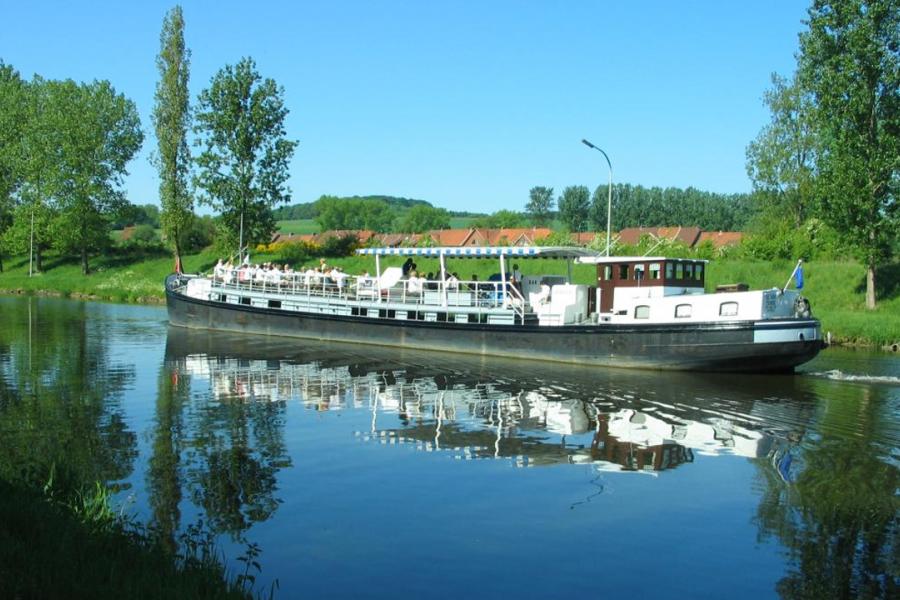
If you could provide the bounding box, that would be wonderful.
[272,195,434,221]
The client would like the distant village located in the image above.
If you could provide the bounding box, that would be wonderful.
[271,226,744,251]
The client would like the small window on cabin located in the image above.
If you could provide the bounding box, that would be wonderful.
[675,304,692,318]
[649,263,661,279]
[240,297,251,306]
[634,265,645,281]
[619,264,629,280]
[634,305,650,319]
[719,302,738,317]
[684,263,693,279]
[602,265,612,281]
[665,263,674,279]
[695,264,704,280]
[675,263,684,279]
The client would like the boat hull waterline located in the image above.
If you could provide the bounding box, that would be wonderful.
[166,281,823,373]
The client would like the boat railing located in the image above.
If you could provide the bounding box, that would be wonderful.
[205,271,527,321]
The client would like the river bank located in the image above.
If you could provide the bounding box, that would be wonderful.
[1,250,898,348]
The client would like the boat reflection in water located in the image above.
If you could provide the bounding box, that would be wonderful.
[165,327,806,477]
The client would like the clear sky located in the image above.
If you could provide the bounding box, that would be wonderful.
[1,0,810,213]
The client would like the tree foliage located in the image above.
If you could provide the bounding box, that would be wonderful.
[194,57,297,252]
[314,196,396,232]
[746,73,818,226]
[153,5,193,265]
[590,183,754,232]
[397,205,450,233]
[0,62,26,272]
[473,209,528,229]
[557,185,591,232]
[799,0,899,308]
[526,186,554,226]
[40,79,143,273]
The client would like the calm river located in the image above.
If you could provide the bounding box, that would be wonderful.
[1,296,897,599]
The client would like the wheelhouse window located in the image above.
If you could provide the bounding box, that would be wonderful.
[684,263,694,279]
[634,265,645,281]
[719,302,738,317]
[619,264,629,280]
[634,305,650,319]
[695,264,704,280]
[665,263,674,279]
[675,304,692,318]
[675,263,684,279]
[649,263,661,280]
[602,265,612,281]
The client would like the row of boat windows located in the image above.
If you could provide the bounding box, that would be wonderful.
[633,301,739,319]
[600,262,705,282]
[227,295,498,323]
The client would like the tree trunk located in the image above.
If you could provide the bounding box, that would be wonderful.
[866,261,876,310]
[81,247,90,275]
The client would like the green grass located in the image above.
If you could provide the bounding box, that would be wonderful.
[0,477,258,599]
[0,250,220,303]
[275,219,319,234]
[2,250,898,346]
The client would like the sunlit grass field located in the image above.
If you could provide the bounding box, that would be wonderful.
[1,251,898,345]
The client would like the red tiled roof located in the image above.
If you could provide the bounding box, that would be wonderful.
[697,231,744,248]
[617,226,702,247]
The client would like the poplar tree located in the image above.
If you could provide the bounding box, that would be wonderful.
[153,5,193,269]
[799,0,899,308]
[194,57,297,254]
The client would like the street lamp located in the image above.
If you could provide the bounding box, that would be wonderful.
[581,139,613,256]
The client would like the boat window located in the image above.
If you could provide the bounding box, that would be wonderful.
[695,264,704,280]
[665,263,674,279]
[618,264,629,280]
[240,297,251,306]
[675,304,692,318]
[719,302,738,317]
[684,263,693,279]
[675,263,684,279]
[634,305,650,319]
[602,265,612,281]
[649,263,661,279]
[634,265,645,281]
[268,300,282,309]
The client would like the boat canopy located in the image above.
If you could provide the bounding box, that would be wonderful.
[575,255,709,264]
[356,246,600,259]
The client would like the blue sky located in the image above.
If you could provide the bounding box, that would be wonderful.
[1,1,810,213]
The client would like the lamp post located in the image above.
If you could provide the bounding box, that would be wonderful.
[581,139,613,256]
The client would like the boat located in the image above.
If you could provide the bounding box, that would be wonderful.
[165,245,823,372]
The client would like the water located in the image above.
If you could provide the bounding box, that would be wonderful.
[1,296,897,599]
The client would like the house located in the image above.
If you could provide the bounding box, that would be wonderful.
[616,226,702,248]
[697,231,744,249]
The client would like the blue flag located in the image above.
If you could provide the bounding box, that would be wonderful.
[795,264,804,289]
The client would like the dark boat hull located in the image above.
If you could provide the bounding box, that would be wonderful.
[166,278,823,372]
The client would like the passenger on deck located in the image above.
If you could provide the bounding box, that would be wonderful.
[213,259,225,280]
[402,258,414,277]
[446,273,459,290]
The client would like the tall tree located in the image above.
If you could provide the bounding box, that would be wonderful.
[526,186,554,226]
[153,5,193,269]
[46,80,143,274]
[799,0,900,309]
[194,57,298,254]
[557,185,591,232]
[0,62,26,273]
[746,73,819,227]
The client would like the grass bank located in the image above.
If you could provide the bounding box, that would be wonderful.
[1,251,898,346]
[0,477,258,599]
